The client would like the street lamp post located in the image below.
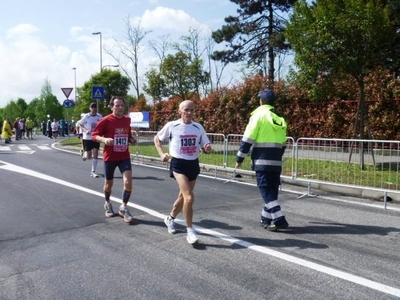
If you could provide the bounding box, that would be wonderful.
[72,67,77,104]
[102,64,119,70]
[92,32,102,110]
[92,32,102,72]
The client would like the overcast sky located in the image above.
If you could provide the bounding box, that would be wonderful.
[0,0,240,108]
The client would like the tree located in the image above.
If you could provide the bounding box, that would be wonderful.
[2,100,23,124]
[143,69,166,104]
[35,79,63,123]
[173,27,208,97]
[143,51,209,101]
[105,17,151,99]
[76,69,131,117]
[286,0,395,167]
[24,98,39,120]
[385,0,400,78]
[148,34,172,68]
[211,0,296,86]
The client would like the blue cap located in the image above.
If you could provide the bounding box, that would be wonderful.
[258,89,276,103]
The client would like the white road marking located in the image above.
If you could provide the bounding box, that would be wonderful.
[0,159,399,297]
[18,145,31,150]
[37,145,52,150]
[15,151,35,154]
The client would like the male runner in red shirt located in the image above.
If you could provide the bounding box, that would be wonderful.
[92,96,137,223]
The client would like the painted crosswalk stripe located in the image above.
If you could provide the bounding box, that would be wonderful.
[0,146,12,151]
[18,145,31,150]
[37,145,51,150]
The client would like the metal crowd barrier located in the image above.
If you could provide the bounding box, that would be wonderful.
[294,138,400,201]
[132,131,400,204]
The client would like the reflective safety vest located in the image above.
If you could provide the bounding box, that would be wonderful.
[236,105,287,172]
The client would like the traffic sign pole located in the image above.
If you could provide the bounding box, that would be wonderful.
[62,99,74,140]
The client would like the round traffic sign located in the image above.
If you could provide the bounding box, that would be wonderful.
[63,99,74,108]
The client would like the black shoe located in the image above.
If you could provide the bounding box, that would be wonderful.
[266,217,289,231]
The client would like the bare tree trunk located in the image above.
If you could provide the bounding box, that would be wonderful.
[267,0,275,87]
[104,17,151,99]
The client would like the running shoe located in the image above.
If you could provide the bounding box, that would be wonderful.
[104,202,115,218]
[80,149,86,161]
[186,228,199,244]
[91,171,99,178]
[119,205,134,223]
[266,217,289,232]
[164,216,177,234]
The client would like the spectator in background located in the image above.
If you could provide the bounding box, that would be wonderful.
[60,118,66,137]
[13,118,20,140]
[26,117,34,139]
[47,118,52,139]
[41,120,46,136]
[19,118,25,139]
[51,118,59,141]
[2,118,13,144]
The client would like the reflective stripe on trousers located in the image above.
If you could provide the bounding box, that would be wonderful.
[256,171,284,221]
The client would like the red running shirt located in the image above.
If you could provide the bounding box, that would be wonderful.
[91,114,133,162]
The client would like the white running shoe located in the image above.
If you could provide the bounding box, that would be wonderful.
[91,171,99,178]
[104,202,115,218]
[119,205,134,223]
[186,228,199,244]
[164,216,177,234]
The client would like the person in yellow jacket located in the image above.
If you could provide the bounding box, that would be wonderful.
[235,89,289,231]
[25,117,34,139]
[2,118,13,144]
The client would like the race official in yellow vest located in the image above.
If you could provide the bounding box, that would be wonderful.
[235,89,289,231]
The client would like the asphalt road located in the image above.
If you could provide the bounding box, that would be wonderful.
[1,135,400,300]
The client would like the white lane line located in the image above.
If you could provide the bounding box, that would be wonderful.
[1,160,399,298]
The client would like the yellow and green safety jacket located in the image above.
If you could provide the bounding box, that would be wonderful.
[236,104,287,172]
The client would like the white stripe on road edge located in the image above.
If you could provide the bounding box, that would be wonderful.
[1,160,399,298]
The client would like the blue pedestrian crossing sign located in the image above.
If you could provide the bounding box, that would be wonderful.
[92,86,105,99]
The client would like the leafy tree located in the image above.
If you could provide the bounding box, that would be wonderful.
[143,69,166,104]
[211,0,296,86]
[174,27,215,96]
[24,98,39,121]
[16,98,28,113]
[286,0,395,168]
[76,69,130,117]
[385,0,400,77]
[35,79,63,122]
[2,100,23,124]
[144,51,209,101]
